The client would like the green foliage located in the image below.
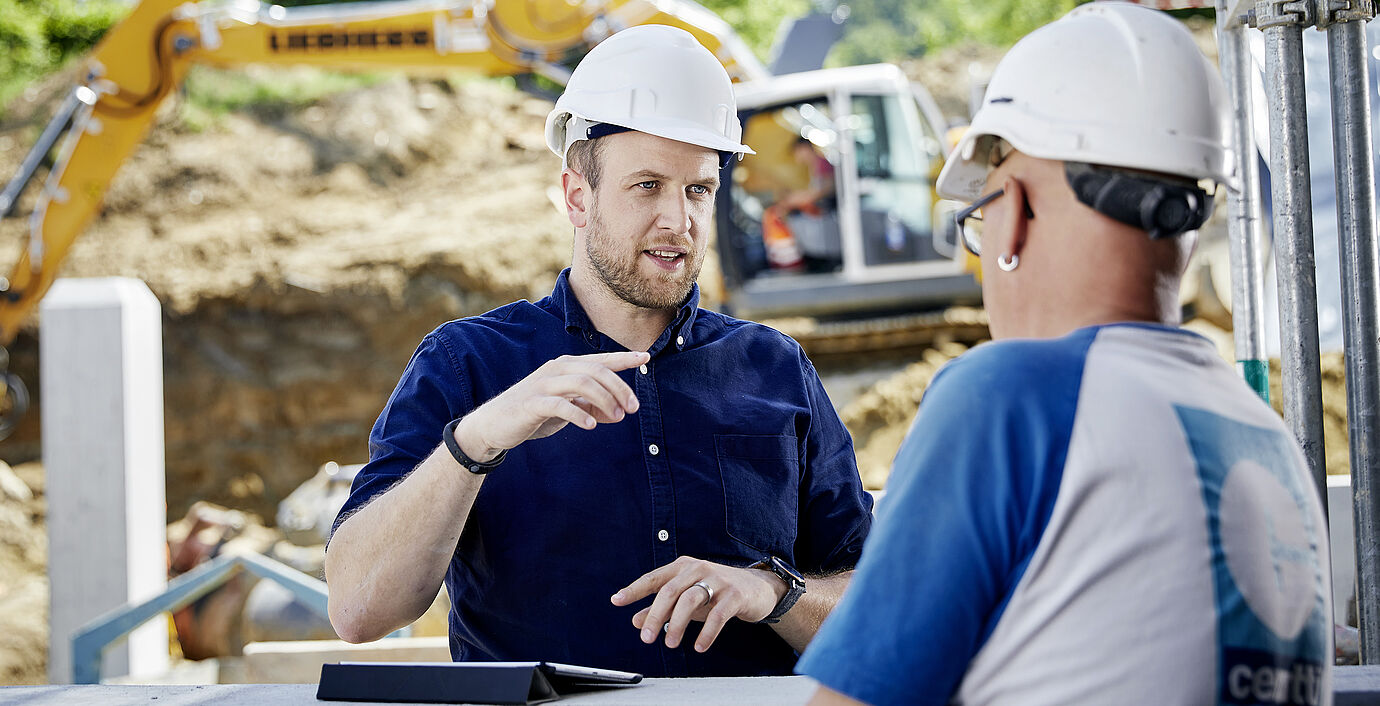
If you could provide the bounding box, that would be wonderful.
[0,0,128,113]
[41,0,129,65]
[0,0,1130,121]
[697,0,812,61]
[831,0,1093,65]
[0,0,385,123]
[181,65,389,116]
[0,1,46,89]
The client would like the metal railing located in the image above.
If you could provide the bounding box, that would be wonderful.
[1228,0,1380,661]
[70,552,340,684]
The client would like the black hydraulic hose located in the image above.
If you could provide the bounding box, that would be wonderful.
[0,90,86,219]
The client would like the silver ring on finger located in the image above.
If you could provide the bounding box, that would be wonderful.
[691,580,714,603]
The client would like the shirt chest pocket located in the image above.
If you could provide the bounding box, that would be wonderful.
[716,434,800,555]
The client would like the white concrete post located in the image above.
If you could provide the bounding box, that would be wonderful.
[1331,474,1359,626]
[42,278,168,683]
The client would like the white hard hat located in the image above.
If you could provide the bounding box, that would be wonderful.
[545,25,754,165]
[936,1,1234,201]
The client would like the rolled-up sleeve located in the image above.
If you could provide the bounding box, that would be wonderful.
[329,331,470,541]
[794,352,873,575]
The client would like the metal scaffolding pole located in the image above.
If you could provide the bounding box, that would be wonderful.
[1217,5,1272,402]
[1254,0,1330,516]
[1320,2,1380,663]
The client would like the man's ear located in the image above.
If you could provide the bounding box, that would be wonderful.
[994,174,1031,262]
[562,168,590,228]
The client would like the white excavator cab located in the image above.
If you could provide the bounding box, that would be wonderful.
[715,64,981,319]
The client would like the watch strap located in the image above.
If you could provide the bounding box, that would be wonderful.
[749,556,806,624]
[442,418,506,474]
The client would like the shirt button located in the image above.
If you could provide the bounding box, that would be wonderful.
[658,529,669,542]
[676,335,685,347]
[649,443,660,456]
[639,364,648,375]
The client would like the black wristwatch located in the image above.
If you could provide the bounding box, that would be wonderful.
[443,418,506,474]
[748,555,806,624]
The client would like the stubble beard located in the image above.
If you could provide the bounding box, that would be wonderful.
[584,205,701,311]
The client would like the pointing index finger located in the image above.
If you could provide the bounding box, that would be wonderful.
[584,351,651,372]
[610,563,672,606]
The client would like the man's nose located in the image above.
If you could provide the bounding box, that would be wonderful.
[655,191,692,235]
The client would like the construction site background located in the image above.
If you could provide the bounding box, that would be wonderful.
[0,8,1353,687]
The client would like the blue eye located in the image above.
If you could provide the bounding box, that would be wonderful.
[637,181,657,190]
[688,184,710,196]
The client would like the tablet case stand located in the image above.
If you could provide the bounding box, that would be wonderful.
[317,662,621,704]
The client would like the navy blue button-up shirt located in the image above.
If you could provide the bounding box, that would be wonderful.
[334,270,872,677]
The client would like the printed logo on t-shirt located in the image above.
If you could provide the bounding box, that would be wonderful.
[1176,405,1328,706]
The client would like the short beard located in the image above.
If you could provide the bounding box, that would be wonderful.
[584,205,701,310]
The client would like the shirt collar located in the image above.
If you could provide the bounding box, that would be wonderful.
[549,268,701,353]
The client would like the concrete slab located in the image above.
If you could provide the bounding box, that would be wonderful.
[4,669,1377,704]
[0,677,817,705]
[1336,665,1380,706]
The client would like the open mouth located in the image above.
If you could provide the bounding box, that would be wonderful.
[643,249,686,269]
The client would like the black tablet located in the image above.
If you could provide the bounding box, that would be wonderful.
[317,660,643,704]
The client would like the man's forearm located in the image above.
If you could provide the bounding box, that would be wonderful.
[324,444,483,643]
[772,571,853,652]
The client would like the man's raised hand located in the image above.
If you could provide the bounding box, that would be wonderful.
[454,351,649,462]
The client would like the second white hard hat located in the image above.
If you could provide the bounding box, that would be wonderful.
[544,25,754,165]
[936,1,1234,201]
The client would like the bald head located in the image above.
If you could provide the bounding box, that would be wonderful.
[977,151,1194,340]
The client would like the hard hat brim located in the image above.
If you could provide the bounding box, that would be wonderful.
[937,106,1239,202]
[546,110,754,163]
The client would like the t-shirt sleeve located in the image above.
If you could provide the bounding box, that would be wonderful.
[794,353,873,575]
[329,331,470,542]
[796,339,1087,706]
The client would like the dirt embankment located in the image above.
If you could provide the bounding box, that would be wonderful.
[0,72,584,685]
[1,74,576,519]
[842,328,1354,492]
[0,462,44,685]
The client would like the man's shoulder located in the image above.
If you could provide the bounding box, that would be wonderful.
[932,329,1100,401]
[696,308,805,355]
[430,300,555,343]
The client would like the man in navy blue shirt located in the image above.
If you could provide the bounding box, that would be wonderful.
[324,25,873,678]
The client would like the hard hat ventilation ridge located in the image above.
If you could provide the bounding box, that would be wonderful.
[1064,162,1213,240]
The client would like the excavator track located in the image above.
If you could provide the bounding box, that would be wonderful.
[764,307,990,365]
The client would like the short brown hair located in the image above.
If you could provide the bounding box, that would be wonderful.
[566,138,607,188]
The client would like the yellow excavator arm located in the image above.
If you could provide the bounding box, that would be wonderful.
[0,0,767,350]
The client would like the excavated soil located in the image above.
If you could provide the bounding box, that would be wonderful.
[0,461,45,685]
[0,74,577,684]
[0,73,577,519]
[842,327,1353,492]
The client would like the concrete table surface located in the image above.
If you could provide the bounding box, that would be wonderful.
[5,667,1379,704]
[0,676,817,705]
[1337,664,1380,706]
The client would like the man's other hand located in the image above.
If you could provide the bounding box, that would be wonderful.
[455,351,649,461]
[611,555,787,653]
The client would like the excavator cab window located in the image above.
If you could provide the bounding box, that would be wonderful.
[721,98,843,281]
[717,88,952,292]
[846,92,944,267]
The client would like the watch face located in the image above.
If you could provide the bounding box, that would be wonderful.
[771,556,805,586]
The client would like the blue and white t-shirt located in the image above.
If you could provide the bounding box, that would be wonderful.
[798,324,1332,706]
